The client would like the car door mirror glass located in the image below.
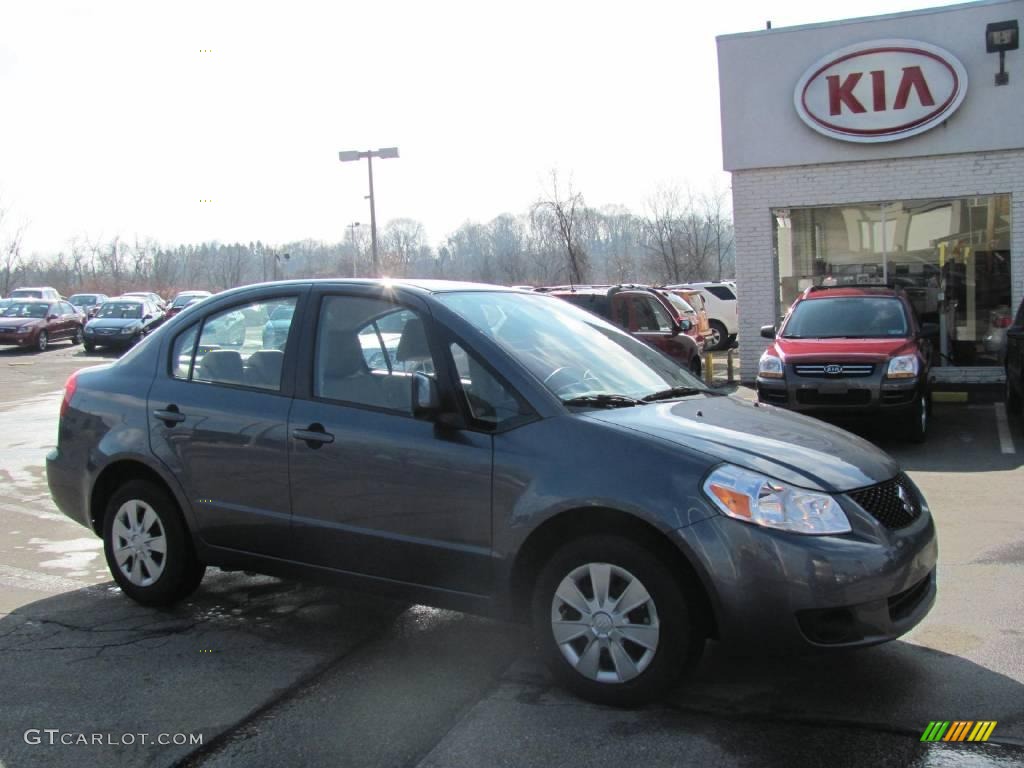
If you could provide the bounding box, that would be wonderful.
[411,371,440,419]
[760,324,776,339]
[680,318,693,332]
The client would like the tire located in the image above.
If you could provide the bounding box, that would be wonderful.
[72,327,84,345]
[102,479,205,606]
[707,321,727,351]
[1007,374,1022,415]
[83,341,96,353]
[690,356,702,378]
[36,331,48,352]
[903,391,929,443]
[531,535,704,707]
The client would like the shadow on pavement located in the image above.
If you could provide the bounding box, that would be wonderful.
[0,569,406,768]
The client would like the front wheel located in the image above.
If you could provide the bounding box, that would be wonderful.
[83,340,96,353]
[902,391,929,443]
[531,535,704,707]
[102,480,205,606]
[1007,374,1022,415]
[36,331,48,352]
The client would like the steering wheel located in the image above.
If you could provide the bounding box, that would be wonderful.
[543,366,600,396]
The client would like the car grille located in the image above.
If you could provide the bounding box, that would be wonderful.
[94,328,118,335]
[794,363,875,377]
[848,473,922,529]
[795,389,871,406]
[0,326,18,333]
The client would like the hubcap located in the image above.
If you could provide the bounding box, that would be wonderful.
[550,562,660,684]
[38,333,47,350]
[111,500,167,587]
[709,328,721,348]
[920,397,927,432]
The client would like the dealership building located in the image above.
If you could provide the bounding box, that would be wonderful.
[717,0,1022,382]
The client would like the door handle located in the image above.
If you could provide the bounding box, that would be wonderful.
[292,423,334,447]
[153,406,186,426]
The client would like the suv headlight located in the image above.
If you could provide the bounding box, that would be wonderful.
[703,464,851,535]
[886,354,919,379]
[758,353,784,379]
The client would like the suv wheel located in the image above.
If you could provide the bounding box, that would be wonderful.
[102,480,205,606]
[707,321,727,351]
[1007,373,1022,415]
[903,392,929,443]
[532,535,704,706]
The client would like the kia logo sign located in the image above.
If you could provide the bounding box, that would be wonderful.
[794,39,968,143]
[824,364,842,375]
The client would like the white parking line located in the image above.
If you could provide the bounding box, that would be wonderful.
[994,402,1016,454]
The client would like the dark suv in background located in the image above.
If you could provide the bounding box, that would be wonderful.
[757,286,934,441]
[541,285,702,376]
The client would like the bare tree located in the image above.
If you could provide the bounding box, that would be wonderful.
[0,213,27,296]
[532,171,590,284]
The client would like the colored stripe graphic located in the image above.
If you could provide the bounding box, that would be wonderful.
[922,721,997,742]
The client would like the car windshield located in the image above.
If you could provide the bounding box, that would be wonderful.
[2,302,49,318]
[98,302,143,319]
[782,297,909,339]
[11,290,42,299]
[69,295,97,306]
[437,291,706,402]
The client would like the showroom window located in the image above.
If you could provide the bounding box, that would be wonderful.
[772,195,1012,366]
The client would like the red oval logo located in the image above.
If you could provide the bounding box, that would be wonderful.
[794,40,968,143]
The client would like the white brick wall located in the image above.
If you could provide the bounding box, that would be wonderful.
[732,148,1024,382]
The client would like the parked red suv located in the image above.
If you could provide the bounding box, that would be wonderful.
[543,285,702,376]
[757,286,933,441]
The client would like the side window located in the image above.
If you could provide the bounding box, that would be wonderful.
[185,297,297,390]
[315,295,437,414]
[449,342,529,427]
[629,296,672,333]
[61,302,75,315]
[706,285,735,301]
[172,324,199,380]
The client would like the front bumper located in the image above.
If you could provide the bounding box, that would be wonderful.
[0,331,36,346]
[85,330,135,348]
[756,368,921,414]
[677,481,937,651]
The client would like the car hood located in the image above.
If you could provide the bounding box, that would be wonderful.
[88,318,140,330]
[773,337,914,362]
[583,395,898,493]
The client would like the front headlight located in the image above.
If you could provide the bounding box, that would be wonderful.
[703,464,851,535]
[886,354,918,379]
[758,353,784,379]
[16,326,32,334]
[120,325,139,335]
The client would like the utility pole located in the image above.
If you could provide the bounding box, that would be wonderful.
[338,147,399,275]
[348,222,361,277]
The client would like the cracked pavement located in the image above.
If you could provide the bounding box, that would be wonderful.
[1,343,1023,767]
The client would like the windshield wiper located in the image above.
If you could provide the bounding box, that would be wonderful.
[641,386,706,402]
[562,393,643,408]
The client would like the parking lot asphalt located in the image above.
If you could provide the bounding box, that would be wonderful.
[1,342,1022,768]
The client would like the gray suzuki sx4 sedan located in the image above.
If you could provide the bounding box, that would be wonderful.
[47,280,937,705]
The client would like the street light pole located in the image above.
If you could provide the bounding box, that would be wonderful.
[338,147,399,276]
[348,222,361,277]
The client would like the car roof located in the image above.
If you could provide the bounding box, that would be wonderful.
[7,297,51,303]
[801,286,903,300]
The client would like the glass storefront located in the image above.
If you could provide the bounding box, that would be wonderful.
[773,194,1012,366]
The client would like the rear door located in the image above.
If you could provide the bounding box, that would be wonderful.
[1008,300,1024,387]
[148,289,305,557]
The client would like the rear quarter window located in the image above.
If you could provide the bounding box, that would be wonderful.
[705,285,735,301]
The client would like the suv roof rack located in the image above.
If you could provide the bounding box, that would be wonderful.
[804,282,903,295]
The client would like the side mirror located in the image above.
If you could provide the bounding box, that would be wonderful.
[47,314,59,321]
[680,318,693,332]
[411,372,441,419]
[760,324,777,339]
[144,314,153,321]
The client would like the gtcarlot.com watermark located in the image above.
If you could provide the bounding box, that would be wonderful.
[25,729,202,747]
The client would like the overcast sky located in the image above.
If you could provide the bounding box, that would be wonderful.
[0,0,963,256]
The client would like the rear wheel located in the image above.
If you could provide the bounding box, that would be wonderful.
[531,535,704,707]
[707,321,727,351]
[72,327,84,345]
[102,480,205,606]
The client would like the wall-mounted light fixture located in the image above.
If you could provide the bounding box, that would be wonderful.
[986,20,1018,85]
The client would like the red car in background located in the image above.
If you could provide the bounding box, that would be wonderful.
[541,284,702,376]
[756,285,934,441]
[0,299,85,352]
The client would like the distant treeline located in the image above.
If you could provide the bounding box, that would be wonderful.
[1,185,734,297]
